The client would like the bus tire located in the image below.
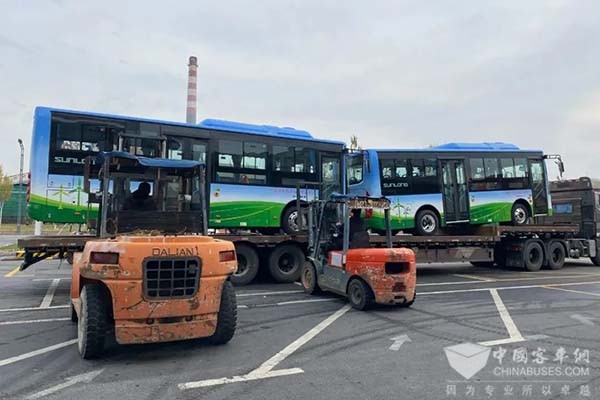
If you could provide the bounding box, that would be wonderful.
[547,241,566,270]
[208,281,237,345]
[231,244,259,286]
[281,206,306,235]
[511,202,529,226]
[268,244,305,283]
[347,278,373,311]
[78,284,108,359]
[415,209,440,236]
[523,241,544,271]
[301,261,322,295]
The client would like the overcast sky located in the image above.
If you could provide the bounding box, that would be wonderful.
[1,0,598,178]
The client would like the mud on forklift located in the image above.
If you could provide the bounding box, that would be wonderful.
[300,194,417,310]
[72,151,237,359]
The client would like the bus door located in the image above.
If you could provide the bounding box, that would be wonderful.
[528,159,549,215]
[441,159,469,223]
[320,153,341,199]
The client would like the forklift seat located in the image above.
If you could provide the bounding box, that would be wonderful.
[350,231,370,249]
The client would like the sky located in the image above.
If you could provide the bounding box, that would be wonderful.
[1,0,599,179]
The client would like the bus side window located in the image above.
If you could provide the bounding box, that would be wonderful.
[468,158,486,191]
[484,158,500,190]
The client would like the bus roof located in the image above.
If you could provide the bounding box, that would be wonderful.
[368,142,542,153]
[35,106,345,146]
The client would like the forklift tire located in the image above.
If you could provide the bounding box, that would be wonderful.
[347,279,373,311]
[70,303,78,323]
[231,244,259,286]
[78,284,108,359]
[300,261,322,295]
[268,244,304,283]
[547,241,566,270]
[208,281,237,345]
[523,241,544,272]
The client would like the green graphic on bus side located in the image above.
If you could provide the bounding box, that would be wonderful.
[28,193,99,223]
[209,201,284,228]
[469,202,513,224]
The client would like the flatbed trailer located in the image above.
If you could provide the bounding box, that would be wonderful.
[17,224,582,285]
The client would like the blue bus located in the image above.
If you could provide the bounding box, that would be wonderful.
[28,107,345,234]
[347,143,553,235]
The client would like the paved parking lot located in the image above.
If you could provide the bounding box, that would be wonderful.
[1,259,599,400]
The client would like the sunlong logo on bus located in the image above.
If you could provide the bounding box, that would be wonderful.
[383,182,409,189]
[54,156,85,165]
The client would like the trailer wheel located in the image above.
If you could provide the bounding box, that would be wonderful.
[301,261,322,295]
[78,284,108,359]
[231,244,259,286]
[208,281,237,345]
[511,202,529,226]
[523,241,544,271]
[415,209,439,236]
[547,241,566,270]
[347,279,373,310]
[65,252,74,265]
[268,244,304,283]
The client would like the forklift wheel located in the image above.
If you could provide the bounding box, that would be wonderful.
[301,262,321,295]
[70,303,78,323]
[78,285,108,359]
[208,281,237,345]
[347,279,373,311]
[401,291,416,308]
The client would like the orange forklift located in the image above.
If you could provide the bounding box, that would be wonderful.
[301,194,416,310]
[71,152,237,359]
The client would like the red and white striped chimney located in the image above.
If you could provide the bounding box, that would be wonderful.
[186,56,198,124]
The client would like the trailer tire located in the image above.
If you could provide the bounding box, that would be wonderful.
[347,278,373,310]
[301,261,322,295]
[523,241,544,271]
[268,244,304,283]
[231,244,259,286]
[78,284,108,359]
[547,241,566,270]
[65,252,74,265]
[208,281,237,345]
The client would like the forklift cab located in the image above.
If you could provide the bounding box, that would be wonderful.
[302,194,417,310]
[84,151,207,237]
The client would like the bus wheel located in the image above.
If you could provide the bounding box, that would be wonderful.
[511,203,529,226]
[547,241,566,270]
[268,244,304,283]
[282,206,306,234]
[415,209,439,236]
[523,241,544,271]
[231,244,259,286]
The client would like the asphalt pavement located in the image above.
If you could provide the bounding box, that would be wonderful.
[1,259,599,400]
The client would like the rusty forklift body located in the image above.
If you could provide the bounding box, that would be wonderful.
[301,194,416,310]
[71,152,237,358]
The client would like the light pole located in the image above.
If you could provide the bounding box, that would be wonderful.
[17,139,24,234]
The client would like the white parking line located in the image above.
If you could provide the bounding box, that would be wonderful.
[0,305,69,313]
[0,339,77,367]
[419,280,600,296]
[479,289,524,346]
[40,279,60,308]
[452,274,494,282]
[541,286,600,297]
[179,304,352,390]
[0,318,70,326]
[237,290,304,297]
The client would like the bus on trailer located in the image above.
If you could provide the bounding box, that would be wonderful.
[347,143,553,235]
[28,107,345,234]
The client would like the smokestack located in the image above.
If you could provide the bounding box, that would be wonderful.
[186,56,198,124]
